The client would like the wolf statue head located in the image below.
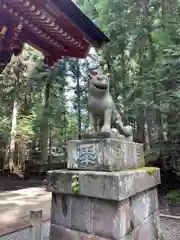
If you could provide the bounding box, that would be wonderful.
[89,69,110,96]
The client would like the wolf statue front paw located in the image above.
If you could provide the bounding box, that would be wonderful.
[101,125,111,133]
[111,128,125,139]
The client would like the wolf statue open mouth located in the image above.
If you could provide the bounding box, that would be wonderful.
[93,83,108,90]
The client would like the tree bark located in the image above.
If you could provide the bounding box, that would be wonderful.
[135,112,145,143]
[144,120,150,152]
[9,98,18,172]
[39,68,53,163]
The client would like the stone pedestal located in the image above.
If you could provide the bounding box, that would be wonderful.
[46,168,163,240]
[67,138,144,171]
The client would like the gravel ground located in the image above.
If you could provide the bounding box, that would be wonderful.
[161,217,180,240]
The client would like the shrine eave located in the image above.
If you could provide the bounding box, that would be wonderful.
[0,0,110,70]
[51,0,110,48]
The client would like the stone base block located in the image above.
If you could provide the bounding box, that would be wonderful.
[46,168,160,201]
[50,220,163,240]
[133,212,162,240]
[50,200,162,240]
[50,224,132,240]
[67,138,144,171]
[47,168,162,240]
[51,195,131,239]
[50,188,161,239]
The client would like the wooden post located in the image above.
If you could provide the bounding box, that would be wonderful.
[30,209,42,240]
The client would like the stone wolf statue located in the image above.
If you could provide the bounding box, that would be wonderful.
[88,69,133,138]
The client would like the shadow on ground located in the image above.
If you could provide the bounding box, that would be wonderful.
[0,175,45,192]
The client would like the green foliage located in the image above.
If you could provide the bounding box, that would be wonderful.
[166,190,180,205]
[0,45,77,157]
[17,114,35,142]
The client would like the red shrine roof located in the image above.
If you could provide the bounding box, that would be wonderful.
[0,0,109,69]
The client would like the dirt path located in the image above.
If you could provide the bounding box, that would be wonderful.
[0,187,51,236]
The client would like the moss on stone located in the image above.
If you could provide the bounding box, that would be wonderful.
[141,167,158,175]
[119,167,158,175]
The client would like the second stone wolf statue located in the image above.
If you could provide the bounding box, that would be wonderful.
[88,68,133,139]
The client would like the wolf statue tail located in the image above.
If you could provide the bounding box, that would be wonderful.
[112,108,133,137]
